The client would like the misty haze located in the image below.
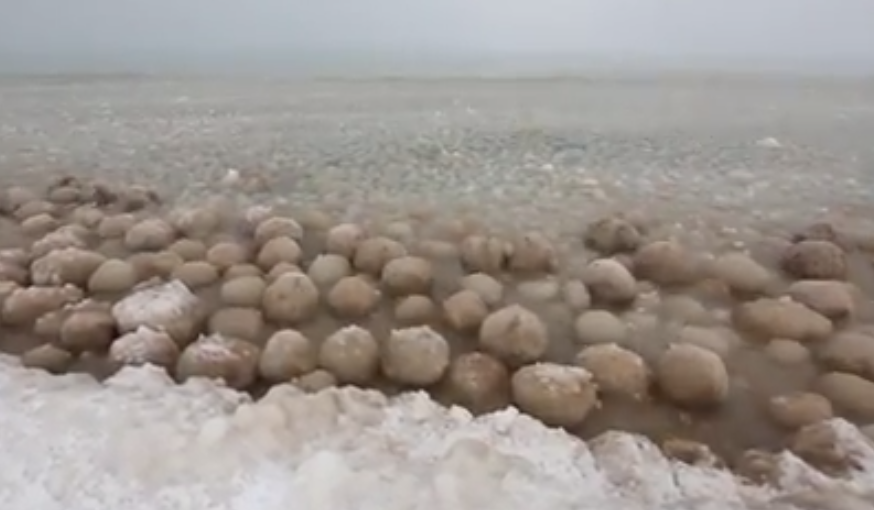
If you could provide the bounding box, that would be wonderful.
[1,0,874,75]
[2,2,874,510]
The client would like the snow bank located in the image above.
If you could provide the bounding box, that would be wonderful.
[0,354,872,510]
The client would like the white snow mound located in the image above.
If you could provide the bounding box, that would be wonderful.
[0,354,873,510]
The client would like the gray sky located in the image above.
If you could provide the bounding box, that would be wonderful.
[1,0,873,71]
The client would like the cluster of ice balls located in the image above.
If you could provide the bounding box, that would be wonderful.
[2,176,874,475]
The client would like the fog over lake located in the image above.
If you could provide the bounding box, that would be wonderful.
[1,0,873,75]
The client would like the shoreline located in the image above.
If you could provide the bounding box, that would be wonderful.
[1,75,873,507]
[2,351,874,510]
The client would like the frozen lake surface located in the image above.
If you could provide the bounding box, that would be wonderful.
[1,73,874,509]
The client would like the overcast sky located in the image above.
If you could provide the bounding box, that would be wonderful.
[1,0,873,71]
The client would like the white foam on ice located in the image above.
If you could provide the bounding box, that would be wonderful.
[0,354,873,510]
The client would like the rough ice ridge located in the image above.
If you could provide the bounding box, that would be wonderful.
[0,354,873,510]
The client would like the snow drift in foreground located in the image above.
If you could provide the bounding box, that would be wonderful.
[0,355,872,510]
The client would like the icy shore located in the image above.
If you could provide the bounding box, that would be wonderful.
[1,355,873,510]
